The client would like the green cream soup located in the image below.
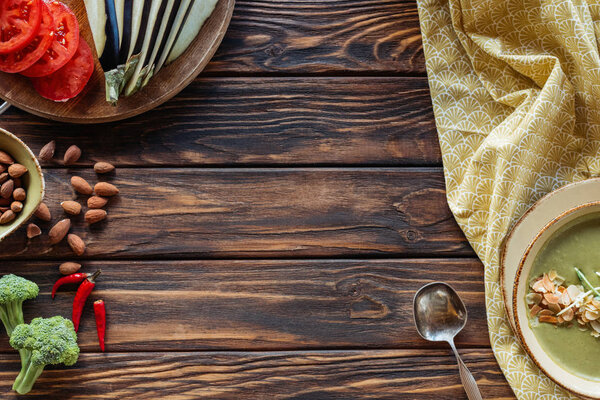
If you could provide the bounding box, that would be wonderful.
[528,212,600,381]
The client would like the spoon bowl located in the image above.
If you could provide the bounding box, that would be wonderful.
[413,282,482,400]
[413,282,467,342]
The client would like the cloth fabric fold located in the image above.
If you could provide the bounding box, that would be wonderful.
[416,0,600,398]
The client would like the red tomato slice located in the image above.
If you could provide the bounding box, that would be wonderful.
[0,1,53,73]
[21,0,78,77]
[31,37,93,102]
[0,0,42,54]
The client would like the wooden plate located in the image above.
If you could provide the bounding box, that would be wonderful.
[0,0,235,123]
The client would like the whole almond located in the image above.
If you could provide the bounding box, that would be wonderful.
[7,163,27,178]
[1,179,13,199]
[94,182,119,196]
[34,202,51,221]
[67,234,85,256]
[0,151,14,165]
[85,209,107,224]
[49,219,70,244]
[0,173,7,184]
[10,201,22,213]
[87,196,108,209]
[0,210,15,224]
[94,162,115,174]
[38,140,55,161]
[12,188,25,201]
[59,262,81,275]
[71,176,93,195]
[26,223,41,239]
[64,145,81,165]
[61,200,81,215]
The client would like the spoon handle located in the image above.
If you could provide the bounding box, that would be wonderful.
[448,339,483,400]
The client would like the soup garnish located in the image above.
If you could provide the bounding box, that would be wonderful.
[528,268,600,336]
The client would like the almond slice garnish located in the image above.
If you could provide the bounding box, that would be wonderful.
[548,303,561,314]
[539,309,553,316]
[560,291,571,306]
[562,307,575,322]
[544,293,561,304]
[530,304,542,317]
[539,315,558,324]
[533,279,547,293]
[542,274,555,292]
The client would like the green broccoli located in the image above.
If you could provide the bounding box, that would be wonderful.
[0,274,39,336]
[10,316,80,394]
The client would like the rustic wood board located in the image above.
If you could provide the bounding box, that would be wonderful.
[0,0,516,397]
[0,259,487,352]
[0,0,235,123]
[0,77,440,166]
[0,168,470,260]
[0,350,514,399]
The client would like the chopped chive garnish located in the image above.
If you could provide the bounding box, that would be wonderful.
[575,267,600,298]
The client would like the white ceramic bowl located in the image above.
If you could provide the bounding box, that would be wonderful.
[513,201,600,399]
[0,128,44,243]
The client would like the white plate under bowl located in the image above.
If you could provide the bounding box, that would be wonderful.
[500,178,600,329]
[513,201,600,398]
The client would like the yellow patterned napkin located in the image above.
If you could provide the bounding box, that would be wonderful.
[416,0,600,398]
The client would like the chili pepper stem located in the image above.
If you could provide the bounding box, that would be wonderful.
[89,269,101,283]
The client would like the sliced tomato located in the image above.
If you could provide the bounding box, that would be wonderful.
[31,37,93,102]
[0,1,52,73]
[20,0,78,77]
[0,0,42,54]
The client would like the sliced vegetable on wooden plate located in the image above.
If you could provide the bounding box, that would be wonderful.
[0,0,234,123]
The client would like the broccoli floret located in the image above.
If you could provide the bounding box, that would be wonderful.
[0,274,39,336]
[10,316,80,394]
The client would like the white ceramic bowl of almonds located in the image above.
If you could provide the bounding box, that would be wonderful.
[0,128,44,242]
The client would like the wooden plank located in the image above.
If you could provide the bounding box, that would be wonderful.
[0,77,440,166]
[207,0,426,75]
[0,349,514,399]
[0,168,469,259]
[0,259,487,352]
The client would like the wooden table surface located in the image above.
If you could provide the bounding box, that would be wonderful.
[0,0,516,398]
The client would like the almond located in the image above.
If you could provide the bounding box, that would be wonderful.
[87,196,108,209]
[49,219,71,244]
[67,234,85,256]
[7,163,27,178]
[0,173,7,184]
[12,188,25,201]
[85,209,107,224]
[59,261,81,275]
[34,202,51,221]
[94,182,119,196]
[61,200,81,215]
[0,210,15,224]
[26,223,41,239]
[0,179,13,199]
[0,151,14,165]
[10,201,22,213]
[94,161,115,174]
[38,140,55,161]
[63,145,81,165]
[71,176,93,195]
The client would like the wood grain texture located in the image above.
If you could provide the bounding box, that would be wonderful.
[0,77,440,166]
[0,0,234,123]
[0,350,514,399]
[0,168,469,259]
[0,259,486,352]
[207,0,426,75]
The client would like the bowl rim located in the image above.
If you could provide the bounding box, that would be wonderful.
[512,200,600,399]
[0,127,45,243]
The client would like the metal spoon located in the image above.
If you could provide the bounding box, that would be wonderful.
[413,282,483,400]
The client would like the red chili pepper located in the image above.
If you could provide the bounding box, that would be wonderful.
[51,273,90,299]
[94,300,106,352]
[72,270,101,332]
